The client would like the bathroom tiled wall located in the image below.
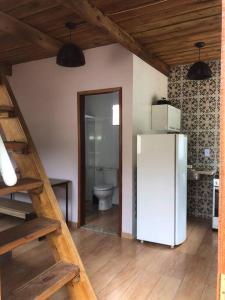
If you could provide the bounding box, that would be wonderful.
[168,60,220,219]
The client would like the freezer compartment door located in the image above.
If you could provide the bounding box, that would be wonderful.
[137,134,176,246]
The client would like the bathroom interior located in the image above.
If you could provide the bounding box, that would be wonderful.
[83,91,120,235]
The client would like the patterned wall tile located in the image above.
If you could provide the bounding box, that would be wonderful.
[168,60,220,219]
[199,96,216,113]
[170,65,182,81]
[182,97,198,114]
[187,148,198,165]
[182,113,198,131]
[199,79,217,96]
[198,131,215,148]
[188,132,198,149]
[199,113,216,131]
[183,81,198,97]
[170,98,182,109]
[168,82,182,98]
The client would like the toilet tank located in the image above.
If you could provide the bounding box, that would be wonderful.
[103,168,118,187]
[103,167,119,205]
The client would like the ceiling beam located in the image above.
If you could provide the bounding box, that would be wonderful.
[0,11,62,53]
[59,0,170,76]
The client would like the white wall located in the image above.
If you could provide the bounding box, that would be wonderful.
[132,56,168,234]
[9,44,134,235]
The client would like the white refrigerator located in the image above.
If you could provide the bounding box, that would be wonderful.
[137,134,187,247]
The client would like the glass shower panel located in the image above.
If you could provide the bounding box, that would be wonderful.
[85,115,95,202]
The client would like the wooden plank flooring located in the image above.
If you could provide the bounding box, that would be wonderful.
[0,216,217,300]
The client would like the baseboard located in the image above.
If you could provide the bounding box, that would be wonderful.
[121,232,133,239]
[68,221,79,230]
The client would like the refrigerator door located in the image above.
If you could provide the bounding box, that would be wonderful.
[175,134,187,245]
[137,134,176,246]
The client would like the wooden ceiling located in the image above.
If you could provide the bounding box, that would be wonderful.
[0,0,221,75]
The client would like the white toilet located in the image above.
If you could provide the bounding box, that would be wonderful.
[93,184,114,211]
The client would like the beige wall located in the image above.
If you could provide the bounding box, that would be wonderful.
[9,44,134,234]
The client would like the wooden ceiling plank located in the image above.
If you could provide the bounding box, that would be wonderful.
[110,0,221,24]
[134,15,221,41]
[168,55,221,65]
[90,0,165,15]
[6,0,58,20]
[0,45,51,65]
[105,0,170,16]
[0,10,62,53]
[160,48,221,60]
[20,5,83,31]
[48,22,113,48]
[158,43,221,58]
[0,34,30,53]
[118,5,221,35]
[0,0,33,12]
[145,35,221,51]
[59,0,170,75]
[141,27,221,49]
[151,38,221,57]
[161,48,221,64]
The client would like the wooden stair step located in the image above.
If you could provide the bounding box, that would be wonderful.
[0,178,43,196]
[0,217,60,255]
[0,105,15,117]
[9,261,79,300]
[0,198,34,219]
[4,141,30,154]
[0,105,14,113]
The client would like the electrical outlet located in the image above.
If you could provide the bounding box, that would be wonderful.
[204,148,210,157]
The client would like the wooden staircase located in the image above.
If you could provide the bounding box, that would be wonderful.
[0,75,96,299]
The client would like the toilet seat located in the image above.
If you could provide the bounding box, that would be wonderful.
[94,184,113,191]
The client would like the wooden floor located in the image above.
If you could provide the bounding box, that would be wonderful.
[0,216,217,300]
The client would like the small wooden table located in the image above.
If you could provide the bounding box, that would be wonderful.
[49,178,71,224]
[2,178,71,224]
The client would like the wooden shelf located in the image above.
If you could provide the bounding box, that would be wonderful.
[0,178,43,196]
[9,261,79,300]
[0,217,60,255]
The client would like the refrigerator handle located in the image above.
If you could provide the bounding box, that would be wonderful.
[137,136,142,154]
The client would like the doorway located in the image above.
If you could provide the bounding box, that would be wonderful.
[77,88,122,235]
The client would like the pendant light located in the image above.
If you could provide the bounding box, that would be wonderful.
[56,22,85,67]
[187,42,212,80]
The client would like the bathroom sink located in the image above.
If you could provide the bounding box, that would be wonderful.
[187,166,216,181]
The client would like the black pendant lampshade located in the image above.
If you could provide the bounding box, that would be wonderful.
[187,42,212,80]
[56,22,85,67]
